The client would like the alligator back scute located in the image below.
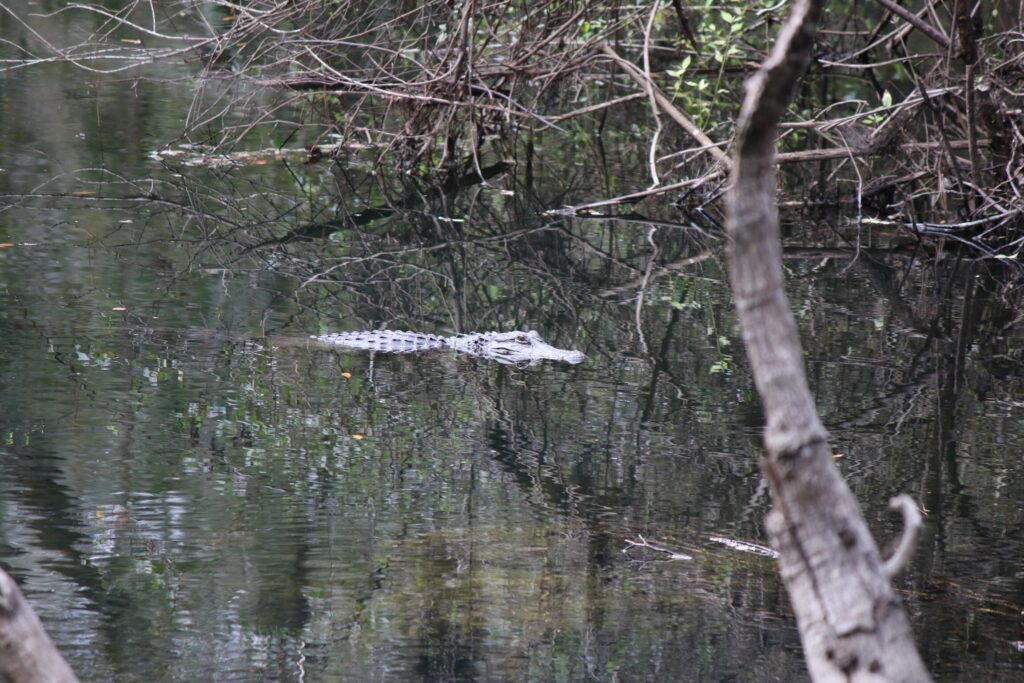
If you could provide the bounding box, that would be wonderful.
[312,330,448,354]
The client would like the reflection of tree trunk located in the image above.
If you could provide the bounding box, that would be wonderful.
[0,569,79,683]
[724,1,932,681]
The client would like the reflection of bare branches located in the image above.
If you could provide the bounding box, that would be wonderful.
[622,535,692,561]
[634,227,659,355]
[551,171,725,215]
[598,251,715,301]
[707,536,778,559]
[3,147,723,351]
[0,2,211,74]
[296,223,563,291]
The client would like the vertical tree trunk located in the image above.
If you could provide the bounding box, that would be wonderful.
[724,1,933,681]
[0,568,79,683]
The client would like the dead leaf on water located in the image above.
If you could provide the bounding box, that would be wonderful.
[341,371,352,379]
[352,433,365,440]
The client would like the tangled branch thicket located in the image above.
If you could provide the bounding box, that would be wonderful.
[175,0,636,163]
[4,1,1024,262]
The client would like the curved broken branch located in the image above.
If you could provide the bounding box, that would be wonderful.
[882,494,924,579]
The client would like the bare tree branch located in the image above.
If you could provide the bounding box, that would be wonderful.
[725,0,934,680]
[0,569,79,683]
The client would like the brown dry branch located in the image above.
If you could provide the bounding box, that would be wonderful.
[6,1,1024,263]
[874,0,950,48]
[599,42,732,170]
[585,4,1021,261]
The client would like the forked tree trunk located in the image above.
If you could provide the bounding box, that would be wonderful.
[0,568,79,683]
[725,1,933,681]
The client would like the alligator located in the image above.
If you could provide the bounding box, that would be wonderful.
[311,329,585,366]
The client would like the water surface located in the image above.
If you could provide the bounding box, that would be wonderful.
[1,7,1022,682]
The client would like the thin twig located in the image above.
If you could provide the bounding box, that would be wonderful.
[599,42,731,169]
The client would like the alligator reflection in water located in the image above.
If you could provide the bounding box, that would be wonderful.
[311,329,585,366]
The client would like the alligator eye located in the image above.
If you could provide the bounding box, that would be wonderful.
[516,335,529,344]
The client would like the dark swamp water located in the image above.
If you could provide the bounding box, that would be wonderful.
[2,7,1024,683]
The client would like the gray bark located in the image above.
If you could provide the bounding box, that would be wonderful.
[724,1,934,681]
[0,568,79,683]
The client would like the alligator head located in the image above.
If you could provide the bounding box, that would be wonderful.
[450,330,586,367]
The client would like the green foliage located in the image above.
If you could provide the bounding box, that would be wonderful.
[863,90,893,126]
[667,2,766,126]
[577,16,606,42]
